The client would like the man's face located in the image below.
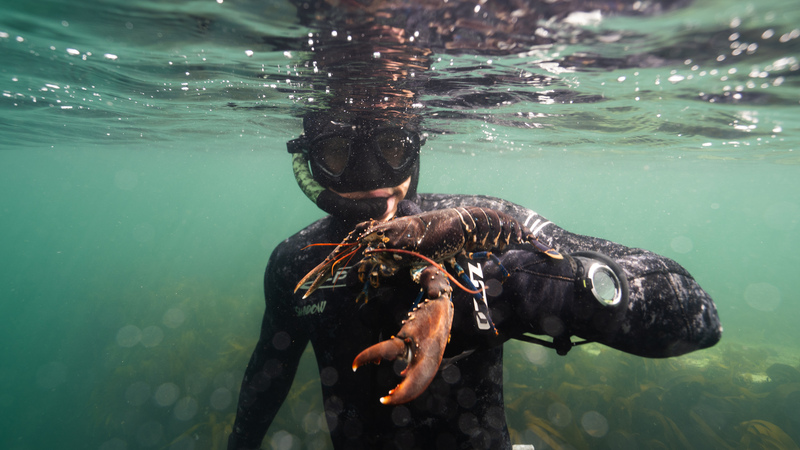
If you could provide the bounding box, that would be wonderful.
[331,176,411,222]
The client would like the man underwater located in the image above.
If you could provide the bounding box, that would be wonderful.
[228,1,721,448]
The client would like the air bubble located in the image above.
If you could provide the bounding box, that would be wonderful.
[581,411,609,437]
[163,308,185,328]
[744,283,781,312]
[668,74,685,84]
[154,382,180,407]
[270,431,296,450]
[522,344,549,366]
[210,387,232,410]
[117,325,142,347]
[140,326,164,347]
[547,402,572,427]
[173,396,199,421]
[670,236,693,254]
[320,366,338,387]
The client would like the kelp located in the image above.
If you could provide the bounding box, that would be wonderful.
[166,412,235,450]
[523,411,570,450]
[688,409,735,450]
[88,279,330,450]
[503,340,800,449]
[738,420,800,449]
[766,363,800,384]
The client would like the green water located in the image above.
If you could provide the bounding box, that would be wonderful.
[2,0,799,449]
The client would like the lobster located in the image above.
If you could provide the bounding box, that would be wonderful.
[295,206,562,404]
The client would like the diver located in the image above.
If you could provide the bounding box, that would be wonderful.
[227,109,722,450]
[228,1,721,449]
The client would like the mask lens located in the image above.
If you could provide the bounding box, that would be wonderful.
[311,136,351,177]
[375,130,416,170]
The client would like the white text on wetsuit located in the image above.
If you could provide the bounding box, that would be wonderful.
[296,301,327,316]
[468,262,493,331]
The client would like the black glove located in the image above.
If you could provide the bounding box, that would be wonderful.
[476,247,719,358]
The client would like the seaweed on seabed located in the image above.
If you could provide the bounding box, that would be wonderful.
[502,340,800,449]
[765,363,800,385]
[757,364,800,446]
[737,420,800,449]
[88,280,261,450]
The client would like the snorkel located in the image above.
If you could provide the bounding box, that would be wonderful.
[290,151,390,220]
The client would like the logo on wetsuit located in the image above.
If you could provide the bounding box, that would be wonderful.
[294,267,349,316]
[462,212,552,332]
[296,301,327,316]
[464,259,494,332]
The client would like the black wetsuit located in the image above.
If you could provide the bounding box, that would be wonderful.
[228,194,721,450]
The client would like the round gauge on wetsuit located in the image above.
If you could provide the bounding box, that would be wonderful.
[571,252,627,309]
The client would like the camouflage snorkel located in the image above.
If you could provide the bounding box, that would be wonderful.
[289,149,388,221]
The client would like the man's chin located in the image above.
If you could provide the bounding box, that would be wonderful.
[355,195,396,221]
[380,196,399,221]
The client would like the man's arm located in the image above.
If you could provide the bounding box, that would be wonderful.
[483,196,722,357]
[487,247,721,358]
[228,248,309,450]
[416,194,722,357]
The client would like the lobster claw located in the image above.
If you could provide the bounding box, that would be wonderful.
[352,266,454,405]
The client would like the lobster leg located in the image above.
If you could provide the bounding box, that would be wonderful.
[352,266,454,405]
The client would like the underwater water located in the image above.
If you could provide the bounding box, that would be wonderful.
[1,0,799,449]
